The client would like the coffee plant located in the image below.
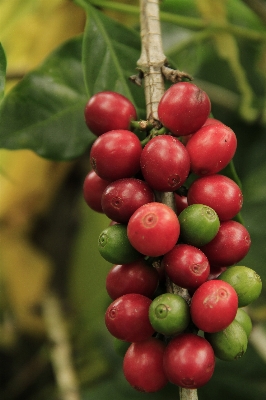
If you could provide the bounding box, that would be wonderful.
[0,1,265,400]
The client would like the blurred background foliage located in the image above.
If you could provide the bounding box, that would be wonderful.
[0,0,265,399]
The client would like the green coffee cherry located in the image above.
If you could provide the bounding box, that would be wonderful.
[205,319,248,361]
[98,224,142,264]
[178,204,220,247]
[218,266,262,307]
[149,293,190,335]
[235,308,253,338]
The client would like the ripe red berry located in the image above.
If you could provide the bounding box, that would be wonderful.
[123,338,168,392]
[140,135,190,191]
[84,91,137,136]
[186,123,237,176]
[187,174,243,221]
[162,244,210,291]
[90,130,142,181]
[106,260,159,300]
[207,265,227,281]
[158,82,211,136]
[105,293,154,342]
[101,178,155,223]
[174,193,188,214]
[190,280,238,332]
[127,202,180,257]
[200,220,251,266]
[163,333,215,389]
[83,170,110,213]
[202,117,225,127]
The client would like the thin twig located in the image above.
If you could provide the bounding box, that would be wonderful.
[137,1,197,399]
[43,293,81,400]
[179,387,199,400]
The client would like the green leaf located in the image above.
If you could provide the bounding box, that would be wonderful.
[0,36,93,161]
[0,43,6,102]
[82,3,145,117]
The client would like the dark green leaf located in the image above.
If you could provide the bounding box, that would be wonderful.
[0,36,93,160]
[82,3,146,117]
[0,43,6,101]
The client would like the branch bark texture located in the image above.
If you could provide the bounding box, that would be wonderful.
[137,1,198,399]
[137,0,166,121]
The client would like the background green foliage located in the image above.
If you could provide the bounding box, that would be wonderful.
[0,0,266,399]
[0,43,6,101]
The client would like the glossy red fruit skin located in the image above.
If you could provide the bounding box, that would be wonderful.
[162,244,210,291]
[202,118,225,127]
[186,123,237,176]
[83,171,110,213]
[106,260,159,300]
[123,338,168,392]
[101,178,155,223]
[190,280,238,333]
[200,220,251,267]
[174,193,188,215]
[140,135,190,192]
[84,91,137,136]
[158,82,211,136]
[207,266,227,280]
[187,174,243,221]
[127,202,180,257]
[105,293,154,342]
[163,333,215,389]
[90,130,142,181]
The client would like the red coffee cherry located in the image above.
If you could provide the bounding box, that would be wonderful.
[187,174,243,221]
[162,244,210,291]
[163,333,215,389]
[90,130,142,181]
[190,280,238,332]
[140,135,190,191]
[127,202,180,257]
[202,117,225,127]
[158,82,211,136]
[105,293,154,342]
[174,193,188,215]
[83,170,110,213]
[106,259,159,300]
[186,123,237,176]
[200,220,251,267]
[207,265,227,281]
[123,338,168,392]
[101,178,155,223]
[84,91,137,136]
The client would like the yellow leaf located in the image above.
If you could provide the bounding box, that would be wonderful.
[0,0,85,81]
[0,232,52,335]
[0,149,72,232]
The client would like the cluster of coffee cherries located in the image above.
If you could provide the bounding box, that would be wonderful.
[82,83,262,393]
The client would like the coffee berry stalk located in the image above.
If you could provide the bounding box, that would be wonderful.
[82,85,262,393]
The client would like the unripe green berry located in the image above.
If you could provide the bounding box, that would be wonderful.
[149,293,190,336]
[178,204,220,247]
